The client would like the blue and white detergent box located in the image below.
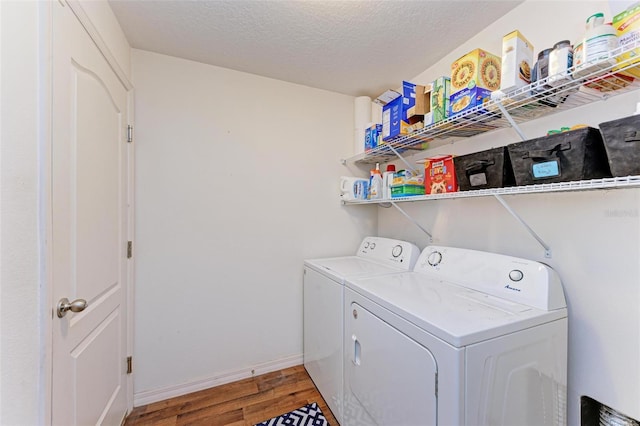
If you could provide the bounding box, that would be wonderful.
[382,94,403,141]
[365,123,383,150]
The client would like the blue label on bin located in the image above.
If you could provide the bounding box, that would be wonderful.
[532,160,560,179]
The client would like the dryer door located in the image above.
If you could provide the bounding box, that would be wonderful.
[345,302,438,426]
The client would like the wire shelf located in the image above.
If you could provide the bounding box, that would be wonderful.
[342,175,640,205]
[348,40,640,165]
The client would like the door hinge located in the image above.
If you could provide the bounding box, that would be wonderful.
[127,241,133,259]
[127,125,133,143]
[127,356,133,374]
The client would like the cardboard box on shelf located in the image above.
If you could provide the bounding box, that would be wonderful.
[404,120,424,133]
[406,84,430,120]
[402,81,418,118]
[430,76,451,124]
[424,155,458,194]
[500,30,534,93]
[365,123,383,151]
[374,89,402,105]
[392,169,424,187]
[382,94,403,141]
[449,86,492,117]
[613,4,640,78]
[391,184,425,197]
[449,48,501,116]
[383,77,451,140]
[383,84,425,140]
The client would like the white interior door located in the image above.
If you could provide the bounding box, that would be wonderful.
[51,2,130,425]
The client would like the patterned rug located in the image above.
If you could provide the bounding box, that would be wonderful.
[254,402,329,426]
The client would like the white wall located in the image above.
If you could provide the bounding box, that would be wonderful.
[377,1,640,424]
[132,49,376,399]
[0,1,43,424]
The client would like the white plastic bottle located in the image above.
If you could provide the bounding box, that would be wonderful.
[382,164,396,199]
[368,163,383,200]
[575,12,619,78]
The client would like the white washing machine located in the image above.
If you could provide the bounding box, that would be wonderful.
[304,237,420,425]
[343,245,568,426]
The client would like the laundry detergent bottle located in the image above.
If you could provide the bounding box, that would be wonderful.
[368,163,383,200]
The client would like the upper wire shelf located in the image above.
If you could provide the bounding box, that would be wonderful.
[347,40,640,165]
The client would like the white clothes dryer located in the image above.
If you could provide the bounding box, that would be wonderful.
[303,237,420,425]
[343,245,568,426]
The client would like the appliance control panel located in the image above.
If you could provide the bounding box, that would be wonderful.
[415,245,567,311]
[357,237,420,271]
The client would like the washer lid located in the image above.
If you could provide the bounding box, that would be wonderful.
[345,272,567,347]
[304,256,406,283]
[304,237,420,283]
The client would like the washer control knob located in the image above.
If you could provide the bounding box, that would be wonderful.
[427,250,442,266]
[509,269,524,282]
[363,242,370,248]
[392,245,403,258]
[353,309,358,319]
[370,243,376,250]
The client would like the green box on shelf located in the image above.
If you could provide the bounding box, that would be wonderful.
[431,76,451,124]
[391,184,425,197]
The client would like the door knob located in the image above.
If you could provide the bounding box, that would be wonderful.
[57,298,87,318]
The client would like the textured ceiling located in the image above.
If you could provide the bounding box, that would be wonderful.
[109,0,523,98]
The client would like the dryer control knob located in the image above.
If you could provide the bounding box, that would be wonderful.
[392,245,403,258]
[427,251,442,266]
[509,269,524,282]
[352,309,358,319]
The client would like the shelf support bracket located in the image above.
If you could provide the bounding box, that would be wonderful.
[494,99,527,141]
[493,194,552,258]
[388,144,419,173]
[390,202,433,242]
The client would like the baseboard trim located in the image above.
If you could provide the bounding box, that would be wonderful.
[133,353,303,407]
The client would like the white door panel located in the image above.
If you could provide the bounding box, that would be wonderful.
[73,309,121,426]
[74,60,122,304]
[51,2,129,425]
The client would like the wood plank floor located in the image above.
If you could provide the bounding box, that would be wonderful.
[125,365,338,426]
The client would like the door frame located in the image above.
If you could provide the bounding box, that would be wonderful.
[42,1,135,423]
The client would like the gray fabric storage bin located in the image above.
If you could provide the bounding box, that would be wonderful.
[454,147,515,191]
[507,127,611,185]
[598,114,640,177]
